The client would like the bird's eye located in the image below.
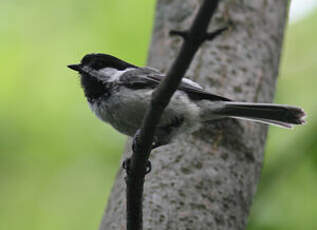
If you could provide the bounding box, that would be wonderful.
[92,60,106,70]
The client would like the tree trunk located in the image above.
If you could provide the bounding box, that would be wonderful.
[99,0,288,229]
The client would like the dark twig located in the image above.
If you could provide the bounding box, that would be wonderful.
[205,27,228,40]
[169,30,189,39]
[125,0,225,229]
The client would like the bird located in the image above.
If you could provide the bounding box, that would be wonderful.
[68,53,306,147]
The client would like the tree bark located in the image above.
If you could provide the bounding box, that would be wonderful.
[100,0,288,229]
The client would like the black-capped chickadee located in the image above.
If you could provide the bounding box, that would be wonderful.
[68,53,306,146]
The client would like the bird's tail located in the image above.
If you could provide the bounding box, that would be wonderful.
[212,102,306,128]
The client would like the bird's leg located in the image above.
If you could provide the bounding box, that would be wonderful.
[122,157,152,175]
[122,130,154,175]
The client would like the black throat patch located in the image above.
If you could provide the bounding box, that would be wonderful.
[80,73,110,102]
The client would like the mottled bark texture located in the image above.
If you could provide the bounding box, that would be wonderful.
[100,0,288,229]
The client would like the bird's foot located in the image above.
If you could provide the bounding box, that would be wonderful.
[122,158,152,175]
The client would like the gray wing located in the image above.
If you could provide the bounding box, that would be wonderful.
[119,68,231,101]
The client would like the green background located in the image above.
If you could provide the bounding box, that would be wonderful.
[0,0,316,229]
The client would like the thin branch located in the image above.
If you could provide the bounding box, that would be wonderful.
[125,0,225,229]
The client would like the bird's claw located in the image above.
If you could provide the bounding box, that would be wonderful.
[145,160,152,174]
[122,158,152,175]
[122,158,132,175]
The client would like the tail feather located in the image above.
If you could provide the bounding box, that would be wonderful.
[215,102,306,128]
[229,116,293,128]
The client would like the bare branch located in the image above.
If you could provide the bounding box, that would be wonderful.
[124,0,226,229]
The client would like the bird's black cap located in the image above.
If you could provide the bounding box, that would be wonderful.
[68,53,137,72]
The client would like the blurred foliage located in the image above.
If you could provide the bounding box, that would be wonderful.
[0,1,316,230]
[0,0,155,229]
[247,10,317,230]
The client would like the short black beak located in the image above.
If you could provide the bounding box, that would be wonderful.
[67,64,82,72]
